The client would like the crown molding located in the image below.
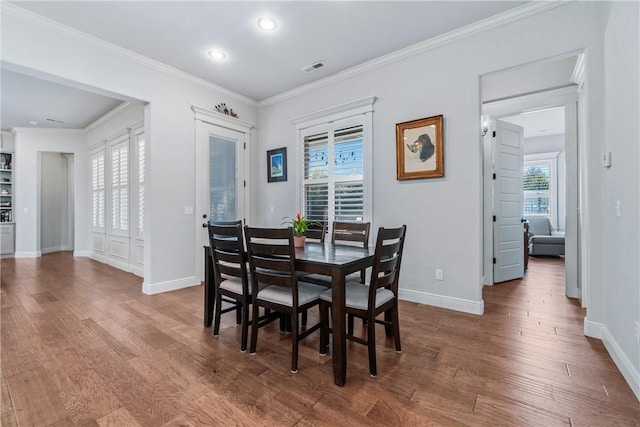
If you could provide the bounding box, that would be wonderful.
[259,1,572,108]
[84,101,133,132]
[191,106,255,132]
[11,127,85,135]
[2,3,259,108]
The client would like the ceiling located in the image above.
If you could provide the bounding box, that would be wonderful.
[9,1,526,102]
[501,107,565,139]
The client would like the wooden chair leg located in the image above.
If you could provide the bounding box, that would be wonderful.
[391,304,401,353]
[240,299,249,353]
[367,313,377,377]
[249,301,260,355]
[291,311,299,373]
[319,302,329,354]
[236,302,242,324]
[213,292,223,336]
[347,314,354,335]
[302,310,308,328]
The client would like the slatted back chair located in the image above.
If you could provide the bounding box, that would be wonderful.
[302,220,327,243]
[208,220,252,352]
[333,221,371,283]
[244,226,326,373]
[319,225,407,377]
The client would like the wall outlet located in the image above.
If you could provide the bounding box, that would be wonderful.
[435,269,444,281]
[634,321,639,345]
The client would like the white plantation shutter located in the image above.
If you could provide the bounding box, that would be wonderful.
[91,150,105,230]
[303,123,365,223]
[136,133,145,236]
[111,140,129,232]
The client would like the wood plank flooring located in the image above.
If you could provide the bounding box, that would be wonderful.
[1,253,638,426]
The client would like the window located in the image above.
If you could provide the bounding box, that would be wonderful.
[111,139,128,233]
[523,162,551,216]
[91,150,105,230]
[303,122,365,223]
[136,132,145,237]
[294,97,374,227]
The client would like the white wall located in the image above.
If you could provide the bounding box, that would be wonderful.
[1,131,16,151]
[2,5,259,291]
[599,0,640,399]
[13,129,87,257]
[257,1,606,314]
[481,56,578,102]
[40,152,72,253]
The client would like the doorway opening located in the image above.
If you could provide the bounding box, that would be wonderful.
[40,152,74,254]
[480,53,583,302]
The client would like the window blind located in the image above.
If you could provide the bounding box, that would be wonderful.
[111,142,128,232]
[91,151,105,229]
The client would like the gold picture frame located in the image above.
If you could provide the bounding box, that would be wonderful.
[395,115,444,180]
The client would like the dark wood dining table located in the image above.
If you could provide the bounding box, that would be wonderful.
[203,241,375,387]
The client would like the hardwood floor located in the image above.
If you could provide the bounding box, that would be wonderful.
[1,253,638,426]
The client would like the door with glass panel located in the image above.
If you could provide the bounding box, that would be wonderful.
[195,119,250,281]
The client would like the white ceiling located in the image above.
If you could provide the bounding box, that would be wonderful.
[1,69,125,130]
[10,1,526,102]
[501,106,565,138]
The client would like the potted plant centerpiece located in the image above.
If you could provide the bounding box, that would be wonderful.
[282,211,318,247]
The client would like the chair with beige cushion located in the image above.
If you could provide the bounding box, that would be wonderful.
[208,221,251,352]
[244,226,326,373]
[319,225,407,377]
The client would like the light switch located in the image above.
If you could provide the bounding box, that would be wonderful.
[184,206,194,215]
[615,200,621,217]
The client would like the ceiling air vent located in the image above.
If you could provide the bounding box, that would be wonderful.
[46,118,65,124]
[302,61,325,73]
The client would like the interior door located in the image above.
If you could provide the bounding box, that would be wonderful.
[195,120,248,281]
[493,119,525,283]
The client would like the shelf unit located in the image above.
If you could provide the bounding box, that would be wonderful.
[0,151,15,255]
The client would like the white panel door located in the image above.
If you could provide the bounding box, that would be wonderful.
[493,120,524,283]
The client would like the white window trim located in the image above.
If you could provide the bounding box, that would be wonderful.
[108,134,130,237]
[90,144,106,233]
[292,96,375,228]
[131,124,145,240]
[524,151,559,227]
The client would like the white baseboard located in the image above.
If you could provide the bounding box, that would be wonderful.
[398,289,484,315]
[583,318,603,339]
[90,253,107,263]
[41,246,73,254]
[130,265,144,278]
[14,251,41,258]
[584,318,640,401]
[73,250,90,257]
[142,276,199,295]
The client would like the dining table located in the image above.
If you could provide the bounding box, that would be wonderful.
[203,241,375,387]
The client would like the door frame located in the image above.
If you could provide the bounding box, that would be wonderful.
[482,86,581,299]
[192,106,255,282]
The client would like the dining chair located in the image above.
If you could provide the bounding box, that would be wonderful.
[244,226,327,373]
[319,225,407,377]
[208,220,251,352]
[303,221,371,287]
[302,220,327,243]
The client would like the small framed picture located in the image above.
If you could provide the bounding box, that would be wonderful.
[267,147,287,183]
[396,115,444,180]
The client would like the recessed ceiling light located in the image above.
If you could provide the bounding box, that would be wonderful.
[257,16,277,31]
[29,120,38,126]
[207,49,227,61]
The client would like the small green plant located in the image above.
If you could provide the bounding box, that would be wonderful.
[281,211,319,236]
